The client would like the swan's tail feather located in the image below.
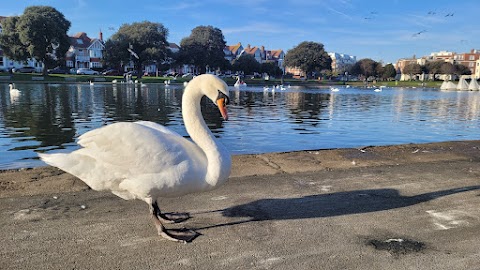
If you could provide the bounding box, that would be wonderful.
[39,153,76,170]
[39,152,135,199]
[39,152,101,190]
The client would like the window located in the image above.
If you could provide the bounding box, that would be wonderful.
[77,39,83,44]
[469,55,475,60]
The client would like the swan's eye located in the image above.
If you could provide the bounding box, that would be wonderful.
[217,91,229,105]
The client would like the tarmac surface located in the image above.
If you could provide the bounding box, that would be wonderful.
[1,140,480,269]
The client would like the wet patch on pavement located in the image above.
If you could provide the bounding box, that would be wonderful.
[367,237,426,256]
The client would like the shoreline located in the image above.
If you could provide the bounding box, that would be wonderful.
[1,139,479,199]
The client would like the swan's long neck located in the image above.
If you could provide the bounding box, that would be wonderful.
[182,87,231,188]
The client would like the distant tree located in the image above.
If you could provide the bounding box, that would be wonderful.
[424,60,443,80]
[232,54,260,75]
[261,62,282,77]
[104,21,169,77]
[0,16,29,62]
[0,6,71,75]
[284,41,331,79]
[350,58,379,79]
[102,39,123,70]
[382,63,397,80]
[440,62,455,76]
[179,26,228,74]
[375,64,384,79]
[402,63,422,80]
[453,63,471,76]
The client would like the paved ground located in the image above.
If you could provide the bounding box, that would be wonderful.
[1,141,480,269]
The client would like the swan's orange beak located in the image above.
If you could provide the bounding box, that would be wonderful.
[217,98,228,121]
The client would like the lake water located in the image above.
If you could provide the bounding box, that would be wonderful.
[1,82,480,169]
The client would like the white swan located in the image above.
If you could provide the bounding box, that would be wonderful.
[9,83,20,101]
[39,74,231,243]
[234,76,247,88]
[373,88,382,92]
[330,87,340,92]
[9,83,20,94]
[164,79,171,86]
[89,81,94,86]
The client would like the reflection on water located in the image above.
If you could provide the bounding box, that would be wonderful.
[1,83,480,169]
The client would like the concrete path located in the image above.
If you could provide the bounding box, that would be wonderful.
[1,141,480,269]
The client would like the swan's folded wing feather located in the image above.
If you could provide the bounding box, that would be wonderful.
[76,122,205,173]
[134,120,183,137]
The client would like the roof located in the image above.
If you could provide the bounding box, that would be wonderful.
[169,43,180,49]
[226,42,242,54]
[69,32,92,49]
[69,32,104,49]
[243,46,260,55]
[267,49,283,59]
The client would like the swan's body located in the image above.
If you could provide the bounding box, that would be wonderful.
[374,88,382,92]
[234,76,247,88]
[39,74,231,243]
[89,81,94,86]
[9,83,20,101]
[9,83,20,94]
[330,87,340,92]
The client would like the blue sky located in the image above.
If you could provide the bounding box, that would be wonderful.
[4,0,480,64]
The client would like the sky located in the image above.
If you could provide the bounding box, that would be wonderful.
[3,0,480,64]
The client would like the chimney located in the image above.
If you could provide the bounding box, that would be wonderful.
[99,29,103,41]
[247,44,251,49]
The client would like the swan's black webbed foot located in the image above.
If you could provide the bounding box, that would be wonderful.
[149,200,198,243]
[162,228,199,243]
[159,212,191,224]
[151,201,191,224]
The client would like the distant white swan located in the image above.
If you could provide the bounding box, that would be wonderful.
[89,81,94,86]
[9,83,20,101]
[112,79,117,84]
[9,83,20,94]
[330,87,340,92]
[164,80,171,86]
[39,74,231,243]
[374,88,382,92]
[234,76,247,88]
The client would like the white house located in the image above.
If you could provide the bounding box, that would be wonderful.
[65,32,105,70]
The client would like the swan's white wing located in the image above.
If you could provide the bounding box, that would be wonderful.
[134,120,183,137]
[40,122,206,199]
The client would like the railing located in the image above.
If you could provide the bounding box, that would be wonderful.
[75,55,90,62]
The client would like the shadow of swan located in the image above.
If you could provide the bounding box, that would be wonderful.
[193,185,480,231]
